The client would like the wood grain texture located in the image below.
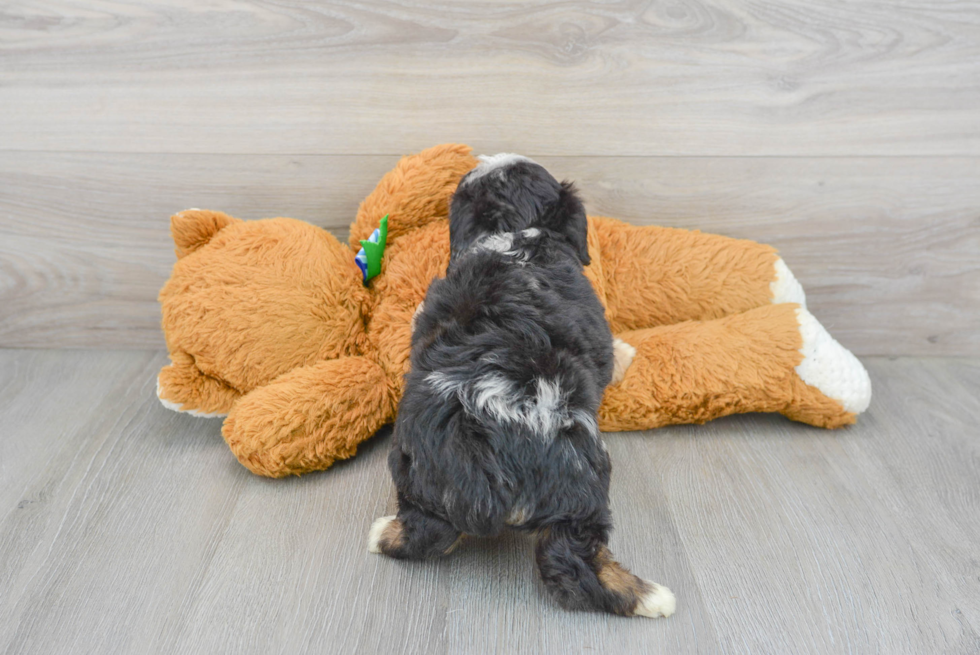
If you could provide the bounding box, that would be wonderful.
[1,350,978,654]
[2,152,977,354]
[1,1,979,156]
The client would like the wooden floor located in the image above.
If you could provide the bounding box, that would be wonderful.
[1,349,977,654]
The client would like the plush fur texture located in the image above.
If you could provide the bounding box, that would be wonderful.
[374,159,672,617]
[157,143,871,478]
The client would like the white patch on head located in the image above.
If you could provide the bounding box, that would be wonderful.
[634,582,676,618]
[521,228,540,238]
[155,377,227,418]
[367,515,397,554]
[469,231,530,264]
[474,232,514,253]
[771,257,806,307]
[795,307,872,414]
[462,153,536,186]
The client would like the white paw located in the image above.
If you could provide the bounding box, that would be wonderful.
[368,515,397,554]
[635,582,676,618]
[155,377,227,418]
[611,338,636,385]
[795,308,872,414]
[771,257,806,307]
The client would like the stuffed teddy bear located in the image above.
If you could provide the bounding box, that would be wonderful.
[157,144,871,478]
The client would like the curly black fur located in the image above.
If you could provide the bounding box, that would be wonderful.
[377,156,654,616]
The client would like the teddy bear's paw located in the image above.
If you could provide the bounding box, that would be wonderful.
[634,582,676,619]
[611,337,636,386]
[771,258,806,307]
[156,377,228,418]
[795,308,872,414]
[368,516,399,554]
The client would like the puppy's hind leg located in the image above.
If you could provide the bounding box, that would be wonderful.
[534,522,675,618]
[368,496,462,559]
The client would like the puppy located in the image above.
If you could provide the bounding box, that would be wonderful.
[368,154,675,618]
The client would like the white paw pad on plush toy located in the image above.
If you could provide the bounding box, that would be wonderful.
[795,308,872,414]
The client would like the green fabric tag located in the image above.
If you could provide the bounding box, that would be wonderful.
[359,214,389,281]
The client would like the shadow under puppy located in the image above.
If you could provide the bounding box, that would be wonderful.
[368,154,675,619]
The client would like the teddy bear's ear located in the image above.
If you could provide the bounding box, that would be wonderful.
[170,209,241,259]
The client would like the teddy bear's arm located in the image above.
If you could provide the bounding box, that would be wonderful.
[221,356,394,477]
[589,217,804,333]
[599,303,871,431]
[157,350,241,417]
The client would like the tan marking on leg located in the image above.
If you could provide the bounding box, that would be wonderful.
[443,533,466,555]
[595,546,675,618]
[595,546,646,597]
[505,505,531,526]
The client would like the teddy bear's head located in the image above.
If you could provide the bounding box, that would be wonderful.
[157,209,371,416]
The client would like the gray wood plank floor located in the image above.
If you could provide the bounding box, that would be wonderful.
[1,349,977,654]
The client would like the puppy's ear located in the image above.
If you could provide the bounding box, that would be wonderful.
[549,181,590,265]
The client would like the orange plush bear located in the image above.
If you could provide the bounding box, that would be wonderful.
[157,144,871,478]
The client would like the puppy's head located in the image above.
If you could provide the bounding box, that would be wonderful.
[449,154,590,265]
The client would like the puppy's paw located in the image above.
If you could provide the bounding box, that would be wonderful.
[634,582,676,618]
[611,338,636,385]
[368,515,398,554]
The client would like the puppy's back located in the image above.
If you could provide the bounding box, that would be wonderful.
[393,230,613,536]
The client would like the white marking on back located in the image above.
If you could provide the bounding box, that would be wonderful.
[426,371,601,443]
[471,374,523,423]
[427,371,464,399]
[526,378,562,435]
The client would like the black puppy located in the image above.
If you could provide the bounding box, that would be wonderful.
[368,154,675,618]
